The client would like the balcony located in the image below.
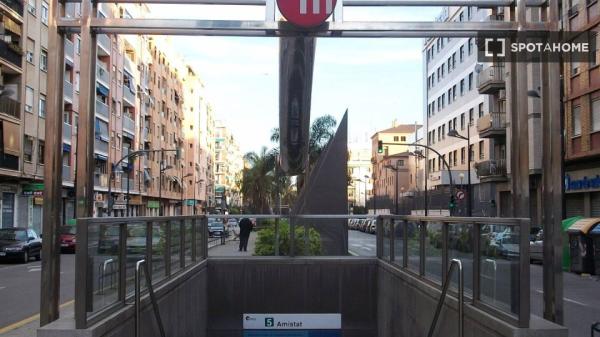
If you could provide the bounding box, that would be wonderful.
[477,64,505,94]
[0,97,20,120]
[97,34,110,55]
[96,64,109,85]
[474,159,507,182]
[123,86,136,106]
[121,147,130,163]
[64,80,73,102]
[124,56,134,75]
[95,139,109,154]
[94,173,109,188]
[123,116,135,134]
[0,40,23,68]
[64,39,74,62]
[1,0,24,16]
[63,123,72,143]
[477,111,506,138]
[95,100,109,120]
[62,165,72,182]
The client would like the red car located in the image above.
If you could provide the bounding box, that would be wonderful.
[60,226,76,253]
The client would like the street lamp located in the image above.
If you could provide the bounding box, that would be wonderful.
[193,179,205,215]
[385,160,402,215]
[159,163,173,216]
[448,127,472,217]
[182,173,193,215]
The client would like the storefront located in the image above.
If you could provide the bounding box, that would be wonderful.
[21,183,44,232]
[565,167,600,218]
[0,183,18,228]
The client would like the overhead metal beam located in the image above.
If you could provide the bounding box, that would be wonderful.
[61,0,547,6]
[57,18,522,37]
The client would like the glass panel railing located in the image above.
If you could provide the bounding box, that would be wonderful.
[407,221,421,273]
[424,221,443,283]
[125,222,147,295]
[448,223,474,295]
[170,220,181,274]
[90,222,121,313]
[392,220,404,266]
[347,217,377,257]
[151,221,167,283]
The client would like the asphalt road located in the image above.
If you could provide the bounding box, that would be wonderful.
[348,229,600,337]
[0,254,76,330]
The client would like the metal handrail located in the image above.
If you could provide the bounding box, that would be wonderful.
[135,260,166,337]
[99,258,115,295]
[427,259,464,337]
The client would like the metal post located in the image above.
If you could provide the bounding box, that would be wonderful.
[40,0,65,325]
[395,162,399,215]
[466,124,472,217]
[135,260,143,337]
[540,0,564,325]
[159,152,164,216]
[127,167,131,217]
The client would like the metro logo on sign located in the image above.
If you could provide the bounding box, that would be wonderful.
[277,0,337,28]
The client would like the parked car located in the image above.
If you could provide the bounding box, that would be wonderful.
[208,222,227,237]
[495,233,521,259]
[0,228,42,263]
[60,225,77,253]
[368,220,377,234]
[530,229,543,263]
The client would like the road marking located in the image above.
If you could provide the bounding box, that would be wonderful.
[534,289,589,307]
[28,268,41,272]
[0,300,74,334]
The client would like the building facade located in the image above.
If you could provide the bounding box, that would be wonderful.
[0,0,221,229]
[347,146,372,211]
[563,2,600,217]
[214,121,243,213]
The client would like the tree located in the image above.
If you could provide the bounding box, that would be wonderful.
[241,147,277,214]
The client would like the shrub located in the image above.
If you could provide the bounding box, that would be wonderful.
[255,220,322,256]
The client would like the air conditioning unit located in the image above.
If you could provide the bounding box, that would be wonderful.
[24,105,32,113]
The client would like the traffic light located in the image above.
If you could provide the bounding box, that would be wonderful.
[377,140,383,154]
[449,195,456,209]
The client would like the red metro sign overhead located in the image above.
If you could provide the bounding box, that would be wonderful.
[277,0,337,28]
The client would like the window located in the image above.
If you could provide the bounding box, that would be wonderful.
[38,140,45,164]
[24,136,34,162]
[442,125,446,139]
[468,73,473,90]
[571,60,579,75]
[401,136,406,142]
[38,95,46,118]
[449,152,453,167]
[441,94,445,108]
[452,53,456,68]
[63,110,71,124]
[572,105,582,136]
[27,0,35,14]
[41,1,49,24]
[461,147,466,164]
[469,108,474,123]
[460,113,465,130]
[448,89,452,104]
[25,86,34,113]
[394,136,399,142]
[453,84,457,101]
[478,103,484,117]
[447,57,452,73]
[448,120,453,131]
[460,45,465,62]
[591,32,598,66]
[460,79,465,95]
[74,72,80,92]
[40,49,48,71]
[459,11,464,21]
[26,38,35,64]
[453,150,458,166]
[593,99,600,132]
[469,144,475,161]
[76,37,81,54]
[478,141,484,160]
[398,160,405,166]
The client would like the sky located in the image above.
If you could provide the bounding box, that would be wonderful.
[147,5,442,153]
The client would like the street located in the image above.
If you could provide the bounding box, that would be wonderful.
[348,229,600,337]
[0,254,76,331]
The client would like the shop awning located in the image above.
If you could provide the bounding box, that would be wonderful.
[567,218,600,235]
[2,121,20,156]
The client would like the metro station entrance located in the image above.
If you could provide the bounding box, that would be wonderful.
[37,0,568,336]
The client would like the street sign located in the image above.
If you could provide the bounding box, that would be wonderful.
[277,0,337,28]
[456,190,465,200]
[243,313,341,337]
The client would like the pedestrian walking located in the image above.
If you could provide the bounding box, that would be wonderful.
[239,217,253,252]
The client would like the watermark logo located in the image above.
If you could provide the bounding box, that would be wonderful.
[478,31,594,63]
[265,317,275,327]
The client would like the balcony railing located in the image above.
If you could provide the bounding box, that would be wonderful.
[1,0,24,15]
[94,173,108,188]
[474,159,507,179]
[477,64,505,94]
[64,39,75,60]
[97,34,110,52]
[123,115,135,133]
[96,64,109,85]
[95,100,109,120]
[123,86,136,105]
[62,165,72,182]
[0,97,20,119]
[477,111,506,137]
[63,123,72,142]
[95,139,109,154]
[0,40,23,68]
[64,80,74,101]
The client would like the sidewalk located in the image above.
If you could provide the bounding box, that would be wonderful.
[0,302,73,337]
[209,233,257,256]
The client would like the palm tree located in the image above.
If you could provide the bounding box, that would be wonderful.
[241,147,277,214]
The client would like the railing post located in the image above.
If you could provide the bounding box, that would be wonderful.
[165,221,172,277]
[473,223,481,304]
[180,220,185,269]
[135,260,144,337]
[75,219,89,328]
[420,221,426,276]
[202,216,208,259]
[191,218,197,262]
[519,219,531,327]
[442,221,449,284]
[403,220,408,268]
[118,222,127,302]
[146,221,153,282]
[376,216,383,259]
[389,218,395,262]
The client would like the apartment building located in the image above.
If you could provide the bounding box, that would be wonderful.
[347,145,372,210]
[0,0,219,228]
[214,121,243,213]
[563,2,600,217]
[370,124,421,214]
[424,7,504,217]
